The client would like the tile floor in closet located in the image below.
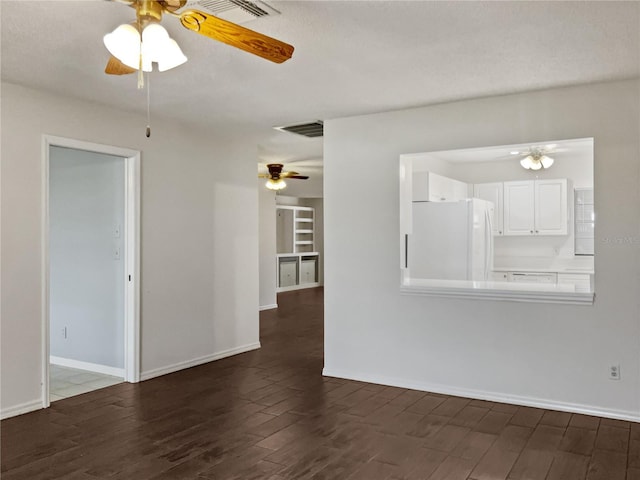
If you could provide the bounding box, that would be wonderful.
[49,364,122,402]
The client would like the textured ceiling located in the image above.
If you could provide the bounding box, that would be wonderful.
[2,1,639,196]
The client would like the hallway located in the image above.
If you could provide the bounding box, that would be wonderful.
[1,287,638,479]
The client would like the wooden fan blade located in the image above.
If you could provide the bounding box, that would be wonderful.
[179,10,294,64]
[105,55,136,75]
[280,171,300,178]
[288,175,309,180]
[258,173,270,178]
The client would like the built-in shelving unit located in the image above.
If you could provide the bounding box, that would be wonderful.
[276,206,319,292]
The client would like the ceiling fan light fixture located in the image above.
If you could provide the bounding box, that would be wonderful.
[104,23,187,73]
[519,152,554,170]
[265,178,286,190]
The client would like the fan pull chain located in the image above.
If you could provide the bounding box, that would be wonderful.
[145,72,151,138]
[137,16,144,89]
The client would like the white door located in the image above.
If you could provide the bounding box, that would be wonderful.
[503,181,535,235]
[474,182,504,235]
[535,179,568,235]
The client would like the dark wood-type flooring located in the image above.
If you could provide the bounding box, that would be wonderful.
[2,287,639,479]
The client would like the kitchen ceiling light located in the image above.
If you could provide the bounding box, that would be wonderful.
[103,23,187,72]
[520,151,554,170]
[265,178,287,190]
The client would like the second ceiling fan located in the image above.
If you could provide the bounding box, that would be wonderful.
[259,163,309,190]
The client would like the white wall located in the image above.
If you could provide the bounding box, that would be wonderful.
[1,83,260,417]
[259,185,277,309]
[49,147,125,368]
[324,79,640,420]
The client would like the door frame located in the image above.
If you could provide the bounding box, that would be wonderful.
[41,135,141,408]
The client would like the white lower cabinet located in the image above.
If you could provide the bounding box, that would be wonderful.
[490,271,557,283]
[489,272,508,281]
[557,273,592,293]
[490,270,592,292]
[508,272,557,284]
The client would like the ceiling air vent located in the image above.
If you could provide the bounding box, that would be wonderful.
[274,121,324,138]
[176,0,280,24]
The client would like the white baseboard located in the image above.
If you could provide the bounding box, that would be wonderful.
[1,399,43,420]
[322,368,640,423]
[140,342,261,381]
[50,356,124,378]
[260,303,278,311]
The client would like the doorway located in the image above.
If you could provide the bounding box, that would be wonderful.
[42,136,140,407]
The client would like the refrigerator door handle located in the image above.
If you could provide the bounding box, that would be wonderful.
[404,234,409,268]
[484,209,493,280]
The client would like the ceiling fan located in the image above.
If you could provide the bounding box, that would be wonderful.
[104,0,294,75]
[259,163,309,190]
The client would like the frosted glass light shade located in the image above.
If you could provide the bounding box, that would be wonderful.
[157,39,188,72]
[141,23,169,59]
[540,155,554,169]
[265,178,286,190]
[520,156,534,169]
[104,24,144,70]
[104,23,187,73]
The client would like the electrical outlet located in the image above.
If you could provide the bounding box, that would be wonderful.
[609,364,620,380]
[114,247,121,260]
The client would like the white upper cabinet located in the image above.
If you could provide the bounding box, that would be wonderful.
[413,172,468,202]
[503,179,567,236]
[535,179,568,235]
[473,182,504,235]
[504,181,535,235]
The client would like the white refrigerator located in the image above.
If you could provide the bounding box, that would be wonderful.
[408,198,494,281]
